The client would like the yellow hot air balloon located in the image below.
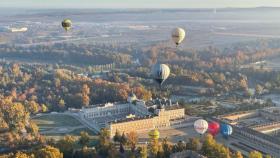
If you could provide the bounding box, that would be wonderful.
[149,129,160,140]
[62,19,72,31]
[171,27,186,46]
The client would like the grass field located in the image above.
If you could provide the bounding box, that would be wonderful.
[32,114,96,139]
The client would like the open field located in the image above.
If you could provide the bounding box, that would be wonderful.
[32,114,96,139]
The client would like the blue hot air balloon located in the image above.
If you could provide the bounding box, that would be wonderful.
[220,124,233,139]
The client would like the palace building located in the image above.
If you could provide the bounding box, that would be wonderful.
[79,93,185,137]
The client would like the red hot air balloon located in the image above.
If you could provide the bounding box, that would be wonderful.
[208,121,220,137]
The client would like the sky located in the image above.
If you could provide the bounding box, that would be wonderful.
[1,0,280,9]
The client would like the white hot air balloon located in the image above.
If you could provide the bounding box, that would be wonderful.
[172,27,186,46]
[194,119,208,135]
[152,64,170,86]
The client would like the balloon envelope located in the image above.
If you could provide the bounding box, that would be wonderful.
[208,121,220,136]
[152,64,170,85]
[220,124,233,137]
[149,129,160,139]
[172,27,186,46]
[62,19,72,31]
[194,119,208,135]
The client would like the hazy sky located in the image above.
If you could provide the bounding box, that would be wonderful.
[1,0,280,8]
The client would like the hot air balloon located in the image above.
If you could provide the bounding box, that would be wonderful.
[172,27,186,46]
[149,129,160,140]
[194,119,208,135]
[208,121,220,137]
[62,19,72,31]
[220,124,233,138]
[152,64,170,86]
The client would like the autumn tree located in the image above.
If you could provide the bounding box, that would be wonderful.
[186,138,200,152]
[127,131,138,152]
[14,152,34,158]
[73,146,97,158]
[113,130,121,144]
[239,78,248,90]
[35,146,63,158]
[79,131,90,147]
[56,135,76,158]
[149,139,160,157]
[161,137,171,158]
[264,154,272,158]
[41,104,48,113]
[139,146,148,158]
[81,84,90,107]
[232,151,243,158]
[99,128,110,147]
[176,140,186,152]
[28,101,39,114]
[58,99,66,111]
[255,84,264,96]
[12,63,21,77]
[249,151,262,158]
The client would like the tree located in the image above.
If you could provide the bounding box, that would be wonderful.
[240,78,248,90]
[28,101,39,114]
[161,137,171,158]
[200,134,231,158]
[139,146,147,158]
[249,151,262,158]
[4,102,29,132]
[264,155,272,158]
[120,132,127,146]
[15,152,33,158]
[186,138,200,152]
[79,131,90,147]
[232,151,243,158]
[176,140,185,152]
[99,128,110,147]
[82,95,90,107]
[35,146,63,158]
[41,104,48,113]
[149,139,159,157]
[113,130,121,144]
[81,84,90,107]
[201,134,215,157]
[127,131,138,152]
[73,146,97,158]
[56,135,76,158]
[255,84,263,96]
[58,99,66,111]
[12,63,21,77]
[27,122,39,135]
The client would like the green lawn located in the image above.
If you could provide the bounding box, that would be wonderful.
[32,114,96,138]
[33,114,82,128]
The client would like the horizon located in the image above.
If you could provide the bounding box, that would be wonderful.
[1,0,280,9]
[0,6,279,10]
